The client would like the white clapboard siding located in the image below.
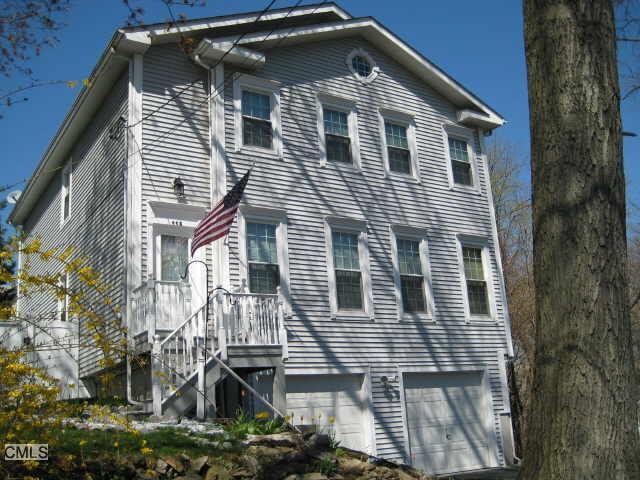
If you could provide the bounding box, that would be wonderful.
[20,72,129,378]
[217,37,510,464]
[141,44,212,283]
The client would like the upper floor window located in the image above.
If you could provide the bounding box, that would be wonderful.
[385,122,410,174]
[332,231,362,310]
[457,235,494,321]
[242,90,272,149]
[324,108,351,164]
[397,239,426,313]
[317,93,360,168]
[247,222,279,294]
[325,217,373,319]
[449,137,473,186]
[379,108,419,180]
[160,235,189,282]
[390,225,434,320]
[61,160,72,224]
[346,48,379,84]
[462,245,489,316]
[238,207,290,304]
[233,74,282,156]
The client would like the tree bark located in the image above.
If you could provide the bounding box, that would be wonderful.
[522,1,640,478]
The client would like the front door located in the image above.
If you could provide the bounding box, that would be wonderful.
[155,231,207,330]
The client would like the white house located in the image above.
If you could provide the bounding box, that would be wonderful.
[7,3,517,476]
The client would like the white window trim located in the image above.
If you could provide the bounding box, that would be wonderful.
[324,216,373,321]
[456,234,497,323]
[389,225,435,322]
[442,123,480,193]
[346,48,380,84]
[237,206,291,311]
[60,159,73,227]
[379,108,420,181]
[317,92,361,169]
[233,73,282,158]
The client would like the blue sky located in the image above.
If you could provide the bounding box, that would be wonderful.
[1,0,639,223]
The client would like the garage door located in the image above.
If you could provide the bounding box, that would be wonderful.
[287,374,367,452]
[403,371,495,475]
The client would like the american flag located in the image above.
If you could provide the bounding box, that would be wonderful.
[191,168,251,256]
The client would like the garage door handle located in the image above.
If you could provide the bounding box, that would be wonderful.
[445,433,452,440]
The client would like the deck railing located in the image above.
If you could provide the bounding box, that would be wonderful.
[130,280,190,342]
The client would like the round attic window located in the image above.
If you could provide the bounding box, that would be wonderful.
[346,49,379,84]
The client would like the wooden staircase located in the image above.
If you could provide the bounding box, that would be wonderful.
[131,283,288,418]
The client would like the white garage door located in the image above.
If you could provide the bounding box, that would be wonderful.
[287,374,367,452]
[403,371,495,475]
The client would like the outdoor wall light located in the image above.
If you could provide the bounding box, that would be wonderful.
[173,177,185,198]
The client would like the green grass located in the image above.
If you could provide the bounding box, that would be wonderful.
[50,426,228,458]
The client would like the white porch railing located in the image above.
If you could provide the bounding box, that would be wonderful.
[130,280,191,342]
[144,285,288,408]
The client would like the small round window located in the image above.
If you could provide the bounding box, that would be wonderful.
[346,49,379,84]
[352,55,372,78]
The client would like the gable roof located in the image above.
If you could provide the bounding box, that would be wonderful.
[9,2,504,225]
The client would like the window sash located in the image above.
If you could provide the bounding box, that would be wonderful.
[324,109,349,136]
[241,90,270,120]
[248,263,279,294]
[160,235,189,282]
[326,134,352,163]
[247,223,277,264]
[397,239,422,275]
[448,138,469,162]
[462,246,485,281]
[400,275,426,313]
[452,159,473,186]
[385,122,409,149]
[332,231,360,271]
[243,117,273,149]
[467,280,489,315]
[335,269,363,310]
[352,55,372,77]
[58,274,69,322]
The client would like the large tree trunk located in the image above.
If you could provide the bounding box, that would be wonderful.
[522,1,640,478]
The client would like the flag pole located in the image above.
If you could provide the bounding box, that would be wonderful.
[181,259,210,419]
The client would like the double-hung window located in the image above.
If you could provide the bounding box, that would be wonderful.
[159,235,189,282]
[332,231,363,310]
[385,122,411,174]
[457,236,494,321]
[317,94,360,168]
[449,137,473,186]
[462,246,489,316]
[61,160,72,224]
[326,218,373,319]
[391,226,433,320]
[397,239,426,313]
[247,222,279,294]
[233,74,281,155]
[380,109,419,179]
[242,90,272,149]
[324,109,351,164]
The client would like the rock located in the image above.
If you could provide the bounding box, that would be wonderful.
[204,464,232,480]
[191,455,209,473]
[305,433,331,450]
[222,441,234,449]
[155,458,169,474]
[164,455,186,473]
[174,474,201,480]
[302,474,327,480]
[339,457,367,476]
[245,432,300,448]
[282,475,302,480]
